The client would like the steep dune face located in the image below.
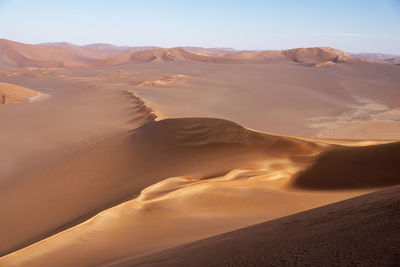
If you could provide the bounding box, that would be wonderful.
[292,141,400,189]
[0,87,156,256]
[125,184,400,267]
[0,82,39,103]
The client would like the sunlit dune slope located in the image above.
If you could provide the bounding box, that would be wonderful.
[1,118,400,266]
[0,82,39,104]
[122,184,400,267]
[0,117,325,257]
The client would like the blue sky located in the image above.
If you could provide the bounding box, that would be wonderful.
[0,0,399,54]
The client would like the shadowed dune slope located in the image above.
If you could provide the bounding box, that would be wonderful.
[293,141,400,189]
[115,184,400,267]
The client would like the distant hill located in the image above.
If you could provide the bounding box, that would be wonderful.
[92,46,358,66]
[0,39,361,68]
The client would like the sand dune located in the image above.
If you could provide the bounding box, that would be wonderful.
[0,39,95,68]
[0,82,39,104]
[0,39,364,69]
[89,46,356,66]
[282,47,356,64]
[1,117,399,266]
[0,117,326,256]
[123,184,400,266]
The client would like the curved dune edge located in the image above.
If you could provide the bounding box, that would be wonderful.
[122,89,158,123]
[1,117,399,266]
[0,169,371,267]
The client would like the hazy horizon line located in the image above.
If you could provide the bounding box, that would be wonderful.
[2,37,399,56]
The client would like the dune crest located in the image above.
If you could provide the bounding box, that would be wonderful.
[1,117,400,266]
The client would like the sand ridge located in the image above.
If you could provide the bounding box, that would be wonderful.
[1,118,399,266]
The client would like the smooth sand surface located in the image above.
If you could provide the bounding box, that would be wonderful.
[122,184,400,266]
[1,40,400,266]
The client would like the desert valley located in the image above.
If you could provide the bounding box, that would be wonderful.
[0,37,400,266]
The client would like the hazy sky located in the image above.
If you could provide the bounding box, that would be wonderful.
[1,0,400,54]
